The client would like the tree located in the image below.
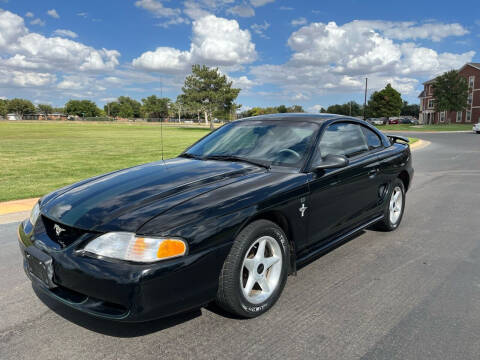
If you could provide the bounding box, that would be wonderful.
[104,101,121,117]
[432,70,468,124]
[324,101,363,116]
[7,98,35,119]
[277,105,287,113]
[37,104,53,119]
[141,95,170,119]
[0,99,8,117]
[118,96,142,118]
[367,84,403,118]
[400,101,420,118]
[287,105,305,113]
[180,64,241,129]
[103,97,141,118]
[64,100,101,117]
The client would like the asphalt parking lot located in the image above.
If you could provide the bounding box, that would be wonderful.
[1,131,480,359]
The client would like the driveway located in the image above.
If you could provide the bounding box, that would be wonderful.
[1,132,480,359]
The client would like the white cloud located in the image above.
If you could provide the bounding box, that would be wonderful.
[133,47,192,73]
[53,29,78,38]
[251,21,270,38]
[0,10,120,73]
[0,68,56,87]
[135,0,188,27]
[291,17,307,27]
[156,17,190,28]
[47,9,59,19]
[307,104,324,113]
[25,12,34,18]
[135,0,181,18]
[230,75,255,90]
[133,15,256,72]
[183,1,211,19]
[250,0,275,7]
[249,20,475,101]
[279,6,293,10]
[77,12,88,18]
[227,4,255,17]
[57,75,106,92]
[351,20,469,42]
[30,18,45,26]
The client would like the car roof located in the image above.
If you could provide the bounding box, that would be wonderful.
[236,113,361,124]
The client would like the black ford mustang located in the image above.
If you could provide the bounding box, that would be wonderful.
[18,114,413,320]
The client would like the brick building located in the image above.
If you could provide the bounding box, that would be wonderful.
[418,63,480,124]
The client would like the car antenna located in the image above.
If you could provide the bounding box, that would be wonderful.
[161,117,164,162]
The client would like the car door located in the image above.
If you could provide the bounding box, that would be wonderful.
[306,122,382,247]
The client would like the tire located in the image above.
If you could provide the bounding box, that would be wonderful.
[374,178,406,231]
[216,219,290,318]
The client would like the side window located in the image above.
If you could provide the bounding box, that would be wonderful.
[361,127,382,150]
[313,122,369,165]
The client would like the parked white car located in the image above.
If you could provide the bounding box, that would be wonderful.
[473,123,480,134]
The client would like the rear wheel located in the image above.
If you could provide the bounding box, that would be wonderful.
[374,178,405,231]
[216,220,289,318]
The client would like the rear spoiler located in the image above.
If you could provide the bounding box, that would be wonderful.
[387,134,409,145]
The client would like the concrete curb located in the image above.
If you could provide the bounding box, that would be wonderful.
[410,139,431,151]
[386,130,472,134]
[0,197,39,215]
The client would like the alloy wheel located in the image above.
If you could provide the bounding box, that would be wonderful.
[240,236,283,304]
[389,186,403,224]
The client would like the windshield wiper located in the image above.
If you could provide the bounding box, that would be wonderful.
[203,155,271,170]
[179,153,203,160]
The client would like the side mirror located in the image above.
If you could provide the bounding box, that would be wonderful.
[314,154,349,171]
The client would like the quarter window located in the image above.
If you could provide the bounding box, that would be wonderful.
[314,123,369,164]
[361,127,382,149]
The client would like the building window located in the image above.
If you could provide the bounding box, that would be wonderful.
[439,111,445,123]
[428,99,435,109]
[456,111,463,123]
[469,76,475,89]
[466,110,472,122]
[468,93,473,106]
[429,85,433,94]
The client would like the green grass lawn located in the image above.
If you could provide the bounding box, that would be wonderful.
[375,123,473,131]
[0,121,211,201]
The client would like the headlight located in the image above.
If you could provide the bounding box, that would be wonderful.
[29,202,40,226]
[83,232,187,263]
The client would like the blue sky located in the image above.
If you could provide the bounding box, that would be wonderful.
[0,0,478,112]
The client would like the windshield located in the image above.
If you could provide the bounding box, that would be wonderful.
[184,120,318,167]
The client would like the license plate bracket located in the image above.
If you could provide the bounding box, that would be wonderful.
[25,246,57,289]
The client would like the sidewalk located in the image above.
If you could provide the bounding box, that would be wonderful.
[0,198,38,225]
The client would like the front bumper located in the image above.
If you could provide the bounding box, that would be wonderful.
[18,221,231,322]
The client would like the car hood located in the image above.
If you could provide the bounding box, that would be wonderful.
[40,157,264,232]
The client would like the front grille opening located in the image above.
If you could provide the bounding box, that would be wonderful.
[36,215,93,249]
[51,284,128,317]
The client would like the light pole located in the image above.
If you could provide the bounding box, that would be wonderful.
[363,78,368,120]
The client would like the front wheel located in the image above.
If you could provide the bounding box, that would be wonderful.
[216,220,289,318]
[374,178,405,231]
